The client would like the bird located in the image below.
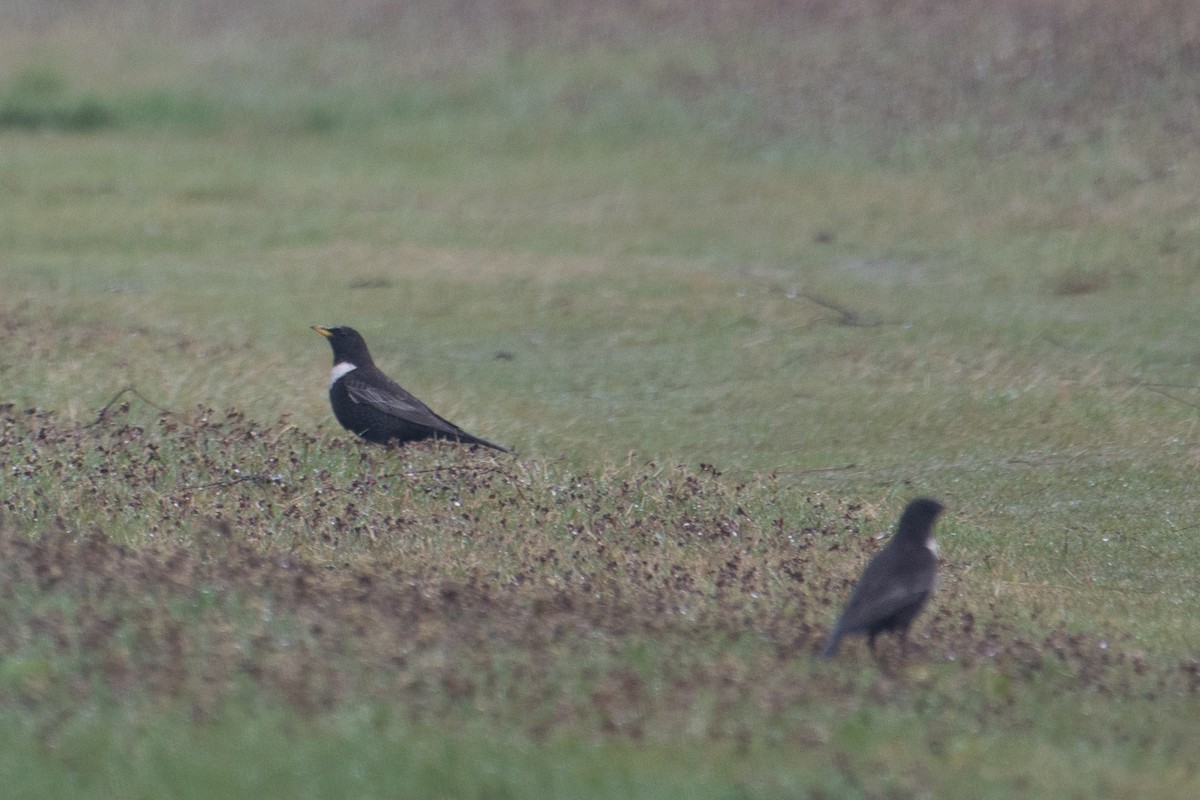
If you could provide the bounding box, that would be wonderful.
[821,497,944,659]
[312,325,511,453]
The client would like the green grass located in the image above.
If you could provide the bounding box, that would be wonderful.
[1,695,1198,799]
[3,0,1200,796]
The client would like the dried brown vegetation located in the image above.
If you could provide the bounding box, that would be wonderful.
[0,403,1191,742]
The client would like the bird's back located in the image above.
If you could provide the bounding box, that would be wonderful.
[338,365,510,451]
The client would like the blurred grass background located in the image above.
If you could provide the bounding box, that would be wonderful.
[3,0,1200,796]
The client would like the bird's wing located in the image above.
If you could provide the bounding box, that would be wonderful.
[838,581,929,632]
[342,371,469,436]
[834,545,935,630]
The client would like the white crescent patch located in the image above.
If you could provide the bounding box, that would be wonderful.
[926,537,939,557]
[329,362,357,388]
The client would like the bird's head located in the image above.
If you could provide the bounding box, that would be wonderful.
[312,325,374,366]
[894,497,945,552]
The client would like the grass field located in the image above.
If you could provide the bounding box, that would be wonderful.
[3,0,1200,796]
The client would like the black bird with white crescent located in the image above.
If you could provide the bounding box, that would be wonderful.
[313,325,511,453]
[822,497,943,659]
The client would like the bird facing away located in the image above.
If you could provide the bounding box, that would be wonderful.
[822,497,944,659]
[312,325,511,453]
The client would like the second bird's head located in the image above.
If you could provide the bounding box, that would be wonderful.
[895,497,945,551]
[313,325,373,366]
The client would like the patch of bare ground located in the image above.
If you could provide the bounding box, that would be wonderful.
[0,403,1191,738]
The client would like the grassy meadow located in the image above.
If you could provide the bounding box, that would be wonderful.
[3,0,1200,796]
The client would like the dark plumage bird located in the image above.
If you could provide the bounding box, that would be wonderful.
[312,325,511,453]
[822,497,944,659]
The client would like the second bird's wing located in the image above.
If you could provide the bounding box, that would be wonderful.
[837,550,934,632]
[839,581,928,632]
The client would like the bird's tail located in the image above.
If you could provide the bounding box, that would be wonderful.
[453,432,513,454]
